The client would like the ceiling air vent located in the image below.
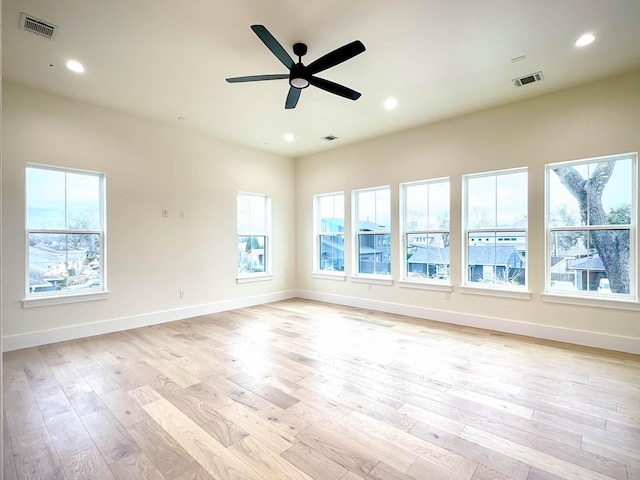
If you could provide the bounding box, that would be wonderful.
[513,71,543,87]
[323,135,339,141]
[20,13,58,40]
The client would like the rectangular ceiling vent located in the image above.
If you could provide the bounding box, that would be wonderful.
[513,71,544,87]
[323,135,339,141]
[21,13,58,40]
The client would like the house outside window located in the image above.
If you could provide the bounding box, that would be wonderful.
[26,165,106,297]
[546,153,636,299]
[401,178,450,283]
[464,168,528,289]
[314,192,345,273]
[353,186,391,277]
[237,192,271,277]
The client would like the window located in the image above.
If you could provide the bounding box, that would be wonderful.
[353,186,391,276]
[464,168,528,289]
[237,192,271,277]
[401,178,450,283]
[546,153,636,299]
[26,165,105,297]
[314,192,345,273]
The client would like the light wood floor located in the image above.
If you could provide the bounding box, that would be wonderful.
[3,299,640,480]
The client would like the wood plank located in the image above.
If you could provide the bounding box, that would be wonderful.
[126,418,197,479]
[280,441,348,480]
[459,425,617,480]
[142,398,265,479]
[61,446,116,480]
[80,409,141,463]
[229,436,315,480]
[44,411,95,459]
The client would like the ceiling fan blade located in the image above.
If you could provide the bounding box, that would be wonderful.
[226,74,289,83]
[285,87,301,109]
[306,40,365,75]
[309,76,361,100]
[251,25,295,70]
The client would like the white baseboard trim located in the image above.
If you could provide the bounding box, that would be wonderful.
[3,290,297,352]
[295,289,640,355]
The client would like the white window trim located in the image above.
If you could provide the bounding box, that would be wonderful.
[237,192,272,278]
[544,152,637,301]
[236,274,274,284]
[462,167,528,291]
[23,291,111,308]
[398,280,452,292]
[311,272,347,281]
[400,177,451,286]
[313,191,346,276]
[25,164,107,302]
[350,274,393,286]
[352,186,392,278]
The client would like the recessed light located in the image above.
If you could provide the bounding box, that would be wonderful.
[384,97,397,110]
[575,33,596,47]
[66,60,85,73]
[284,133,295,142]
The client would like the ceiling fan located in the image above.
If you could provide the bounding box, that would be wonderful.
[226,25,366,109]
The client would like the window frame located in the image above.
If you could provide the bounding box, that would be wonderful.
[313,191,346,280]
[237,191,272,282]
[543,152,637,304]
[352,185,392,284]
[399,177,451,289]
[462,167,529,295]
[24,164,108,306]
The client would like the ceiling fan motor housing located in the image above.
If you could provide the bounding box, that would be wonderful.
[289,62,310,89]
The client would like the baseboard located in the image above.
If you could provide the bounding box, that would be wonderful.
[2,290,297,352]
[295,289,640,355]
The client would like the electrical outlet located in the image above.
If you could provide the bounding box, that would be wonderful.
[179,290,185,298]
[162,209,168,217]
[366,284,372,291]
[444,291,451,300]
[179,210,185,219]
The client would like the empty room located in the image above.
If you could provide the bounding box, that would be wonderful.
[2,1,640,479]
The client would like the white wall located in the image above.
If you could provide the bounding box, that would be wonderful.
[2,82,296,347]
[295,70,640,353]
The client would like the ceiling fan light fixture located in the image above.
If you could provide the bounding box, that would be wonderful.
[290,77,309,89]
[66,59,85,73]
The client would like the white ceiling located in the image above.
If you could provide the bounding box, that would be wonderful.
[4,0,640,157]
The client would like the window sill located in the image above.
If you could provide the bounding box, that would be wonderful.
[350,275,393,286]
[398,280,452,292]
[236,274,273,284]
[23,290,110,309]
[542,293,640,311]
[312,272,347,281]
[459,285,531,300]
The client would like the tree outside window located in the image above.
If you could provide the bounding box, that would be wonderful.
[547,154,636,297]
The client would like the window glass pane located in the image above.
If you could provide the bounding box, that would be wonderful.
[237,194,251,234]
[67,172,101,231]
[428,181,450,230]
[467,175,496,229]
[374,189,390,231]
[319,234,344,271]
[601,158,632,224]
[319,194,344,233]
[358,233,390,274]
[467,232,526,286]
[550,229,630,295]
[27,168,66,229]
[249,195,266,233]
[405,184,428,230]
[406,233,450,280]
[238,235,266,274]
[28,233,101,293]
[357,190,376,231]
[496,171,527,228]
